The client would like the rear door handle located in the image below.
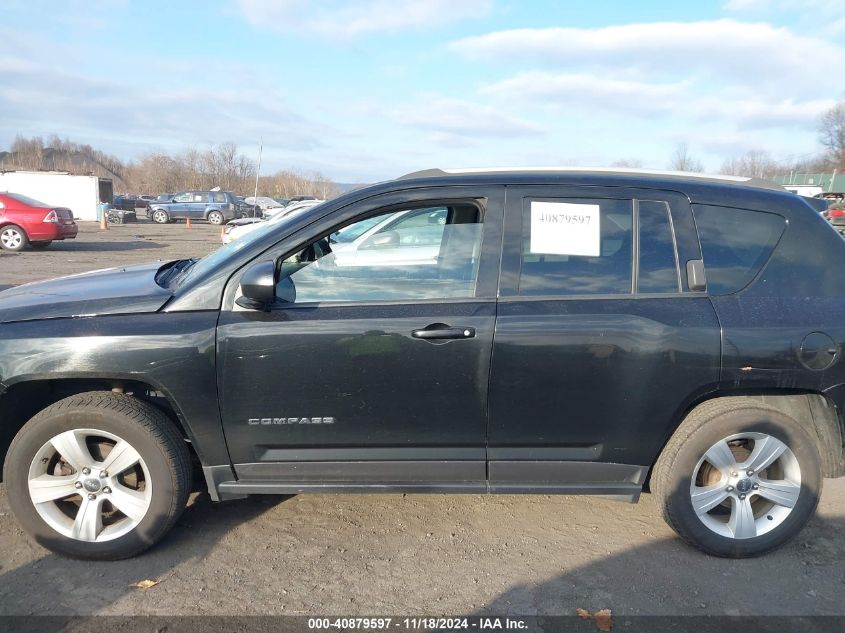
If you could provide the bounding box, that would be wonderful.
[412,324,476,340]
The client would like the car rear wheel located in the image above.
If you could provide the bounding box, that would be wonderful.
[30,241,53,249]
[151,209,169,224]
[207,211,224,225]
[0,224,28,251]
[4,392,192,560]
[651,398,821,558]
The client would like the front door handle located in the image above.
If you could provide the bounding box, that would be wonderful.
[412,324,476,340]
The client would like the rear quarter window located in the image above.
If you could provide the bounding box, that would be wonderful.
[692,205,786,295]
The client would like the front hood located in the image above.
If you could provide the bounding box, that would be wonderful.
[0,261,173,323]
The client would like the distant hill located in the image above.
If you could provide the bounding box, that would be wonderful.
[0,147,127,185]
[335,181,371,193]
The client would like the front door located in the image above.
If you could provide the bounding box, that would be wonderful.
[170,192,191,218]
[488,186,721,493]
[217,186,505,489]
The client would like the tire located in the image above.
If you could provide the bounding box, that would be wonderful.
[30,241,53,249]
[4,391,192,560]
[151,209,169,224]
[0,224,28,252]
[651,397,822,558]
[207,211,224,225]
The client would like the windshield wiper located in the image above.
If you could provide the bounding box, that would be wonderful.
[155,258,197,288]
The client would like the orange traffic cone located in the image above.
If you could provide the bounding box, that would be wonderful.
[186,217,192,229]
[100,211,108,230]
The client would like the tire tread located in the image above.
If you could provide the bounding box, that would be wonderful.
[5,391,192,560]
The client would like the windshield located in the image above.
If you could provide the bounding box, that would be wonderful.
[8,193,51,207]
[173,201,327,287]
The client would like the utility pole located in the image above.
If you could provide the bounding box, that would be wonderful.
[252,138,263,218]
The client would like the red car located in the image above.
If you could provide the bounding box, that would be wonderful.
[0,192,78,251]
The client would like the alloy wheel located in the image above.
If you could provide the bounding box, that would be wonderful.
[1,227,23,250]
[689,432,801,540]
[27,428,153,542]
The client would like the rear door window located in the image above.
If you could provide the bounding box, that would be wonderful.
[638,200,680,293]
[518,198,633,296]
[692,205,786,295]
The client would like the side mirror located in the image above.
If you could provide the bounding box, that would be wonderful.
[236,260,276,310]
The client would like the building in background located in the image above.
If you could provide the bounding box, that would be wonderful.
[0,171,113,221]
[773,172,844,197]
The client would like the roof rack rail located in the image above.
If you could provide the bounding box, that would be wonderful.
[398,167,784,191]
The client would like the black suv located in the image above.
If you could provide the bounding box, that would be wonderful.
[1,168,843,560]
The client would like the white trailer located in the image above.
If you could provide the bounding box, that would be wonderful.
[0,171,112,221]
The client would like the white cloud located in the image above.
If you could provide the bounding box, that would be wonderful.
[387,96,543,145]
[236,0,493,39]
[450,19,845,93]
[448,18,843,148]
[481,70,835,129]
[724,0,845,11]
[482,72,690,115]
[0,56,328,155]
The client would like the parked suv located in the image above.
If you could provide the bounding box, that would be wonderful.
[1,168,843,560]
[148,191,237,225]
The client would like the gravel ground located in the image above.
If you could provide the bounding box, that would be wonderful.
[0,221,843,617]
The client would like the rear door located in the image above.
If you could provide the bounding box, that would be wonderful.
[488,185,721,493]
[187,192,208,220]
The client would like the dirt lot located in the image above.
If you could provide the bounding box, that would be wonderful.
[0,221,844,618]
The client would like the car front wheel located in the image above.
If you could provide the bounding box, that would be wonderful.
[651,398,822,558]
[4,392,192,560]
[0,224,28,251]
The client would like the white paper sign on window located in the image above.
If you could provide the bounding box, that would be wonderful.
[530,201,601,257]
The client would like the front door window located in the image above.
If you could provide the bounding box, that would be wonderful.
[277,204,483,303]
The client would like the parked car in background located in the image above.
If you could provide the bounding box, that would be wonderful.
[222,199,324,244]
[244,196,285,213]
[816,192,845,204]
[263,198,323,219]
[0,192,78,251]
[825,206,845,234]
[113,195,149,211]
[139,195,156,203]
[147,191,238,225]
[235,196,261,218]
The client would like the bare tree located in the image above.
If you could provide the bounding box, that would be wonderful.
[610,159,644,168]
[2,134,340,200]
[720,150,781,179]
[819,101,845,170]
[668,143,703,173]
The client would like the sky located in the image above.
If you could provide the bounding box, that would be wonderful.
[1,0,844,182]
